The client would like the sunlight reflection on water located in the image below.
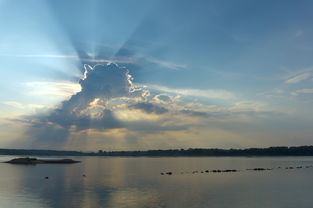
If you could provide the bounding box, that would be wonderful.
[1,156,313,208]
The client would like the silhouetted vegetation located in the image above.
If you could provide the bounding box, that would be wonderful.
[2,146,313,157]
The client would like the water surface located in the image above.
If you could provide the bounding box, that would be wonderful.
[1,156,313,208]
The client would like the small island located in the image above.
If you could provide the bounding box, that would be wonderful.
[5,157,80,164]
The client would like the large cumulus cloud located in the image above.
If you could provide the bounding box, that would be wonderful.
[35,63,151,131]
[23,63,181,146]
[58,63,135,113]
[19,63,273,149]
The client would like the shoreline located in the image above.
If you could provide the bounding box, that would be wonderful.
[2,146,313,157]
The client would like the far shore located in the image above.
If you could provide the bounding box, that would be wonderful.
[1,146,313,157]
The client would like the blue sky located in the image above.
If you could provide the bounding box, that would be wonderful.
[0,0,313,150]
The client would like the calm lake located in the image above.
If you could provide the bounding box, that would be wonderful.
[1,156,313,208]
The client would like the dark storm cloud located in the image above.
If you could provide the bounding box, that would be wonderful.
[44,63,135,129]
[76,63,132,107]
[180,109,208,118]
[47,109,123,131]
[26,121,70,148]
[24,64,136,144]
[129,102,168,114]
[154,94,172,103]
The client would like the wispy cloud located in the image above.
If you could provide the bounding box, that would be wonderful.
[145,84,235,100]
[227,101,269,113]
[0,101,46,117]
[141,56,187,70]
[292,88,313,96]
[295,29,304,37]
[25,81,81,97]
[81,57,135,64]
[285,73,311,84]
[83,55,186,70]
[1,101,44,110]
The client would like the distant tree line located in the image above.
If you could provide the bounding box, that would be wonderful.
[96,146,313,156]
[2,146,313,157]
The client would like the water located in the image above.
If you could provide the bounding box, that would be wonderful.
[1,156,313,208]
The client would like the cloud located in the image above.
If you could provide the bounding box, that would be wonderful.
[228,101,269,113]
[179,109,208,117]
[1,101,44,110]
[1,49,186,71]
[26,121,71,148]
[0,101,47,118]
[285,73,311,84]
[48,109,123,131]
[80,57,135,65]
[82,55,186,70]
[295,29,304,37]
[129,102,168,114]
[40,63,145,129]
[140,56,186,70]
[80,64,133,99]
[146,84,235,100]
[22,64,135,145]
[17,63,274,149]
[26,81,81,98]
[153,94,174,104]
[292,88,313,96]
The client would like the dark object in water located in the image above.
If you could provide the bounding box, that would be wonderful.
[166,172,173,175]
[45,176,49,179]
[246,168,267,171]
[5,157,80,164]
[222,169,237,172]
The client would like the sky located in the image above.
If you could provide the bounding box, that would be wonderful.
[0,0,313,151]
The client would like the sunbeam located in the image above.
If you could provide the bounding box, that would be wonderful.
[1,1,313,207]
